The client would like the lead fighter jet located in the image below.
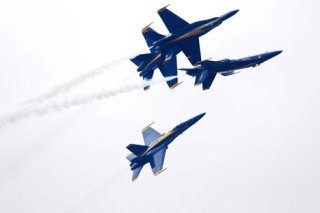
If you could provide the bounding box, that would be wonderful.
[130,5,239,90]
[126,113,206,181]
[179,51,283,90]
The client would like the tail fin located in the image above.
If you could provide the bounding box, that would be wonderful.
[142,24,165,50]
[126,144,148,156]
[130,53,153,67]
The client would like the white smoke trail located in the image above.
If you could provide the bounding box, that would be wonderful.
[0,77,176,129]
[22,57,128,106]
[66,167,128,213]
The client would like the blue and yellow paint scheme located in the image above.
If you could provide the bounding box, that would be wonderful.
[155,5,239,65]
[130,5,239,90]
[179,51,283,90]
[126,113,206,181]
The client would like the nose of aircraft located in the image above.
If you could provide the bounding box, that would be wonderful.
[220,9,239,21]
[263,50,283,61]
[187,112,206,126]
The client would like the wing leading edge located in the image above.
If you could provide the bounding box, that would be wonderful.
[158,5,189,33]
[142,123,162,146]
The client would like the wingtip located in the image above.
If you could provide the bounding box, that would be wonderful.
[158,4,171,13]
[141,22,154,33]
[142,122,155,132]
[170,81,183,90]
[154,168,168,176]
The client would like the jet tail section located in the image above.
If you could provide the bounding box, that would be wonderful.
[132,165,143,182]
[126,154,137,162]
[179,68,199,76]
[126,144,148,156]
[130,53,153,67]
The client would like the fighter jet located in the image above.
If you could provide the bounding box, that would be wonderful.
[126,112,206,181]
[179,51,283,90]
[130,25,182,90]
[130,5,239,90]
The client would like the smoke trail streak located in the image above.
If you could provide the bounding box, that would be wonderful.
[66,167,128,213]
[0,77,176,129]
[0,110,81,176]
[22,57,128,106]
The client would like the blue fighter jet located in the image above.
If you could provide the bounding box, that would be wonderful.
[179,51,283,90]
[126,113,206,181]
[130,5,239,90]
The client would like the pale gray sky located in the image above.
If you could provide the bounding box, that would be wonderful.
[0,0,320,213]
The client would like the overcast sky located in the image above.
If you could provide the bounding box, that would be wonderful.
[0,0,319,212]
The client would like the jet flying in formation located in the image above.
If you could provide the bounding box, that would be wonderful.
[126,113,206,181]
[179,51,283,90]
[126,5,283,181]
[130,5,239,90]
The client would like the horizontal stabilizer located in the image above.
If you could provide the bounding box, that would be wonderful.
[132,166,143,182]
[179,68,199,76]
[126,154,137,162]
[142,70,155,80]
[130,53,153,67]
[126,144,148,156]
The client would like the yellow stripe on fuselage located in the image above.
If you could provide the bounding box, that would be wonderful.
[143,130,176,155]
[147,53,162,66]
[168,20,215,45]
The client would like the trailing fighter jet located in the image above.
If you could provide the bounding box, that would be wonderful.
[130,5,239,90]
[179,51,283,90]
[126,113,206,181]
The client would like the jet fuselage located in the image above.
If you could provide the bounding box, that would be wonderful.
[130,113,206,170]
[193,51,283,74]
[153,10,239,51]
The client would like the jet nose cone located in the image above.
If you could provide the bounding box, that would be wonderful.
[197,112,206,119]
[190,112,206,124]
[230,9,240,16]
[265,50,283,60]
[220,9,239,21]
[271,50,283,57]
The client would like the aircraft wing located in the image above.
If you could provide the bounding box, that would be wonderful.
[195,70,209,85]
[159,56,178,88]
[150,147,167,176]
[202,73,217,90]
[158,6,189,33]
[180,38,201,65]
[142,123,162,146]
